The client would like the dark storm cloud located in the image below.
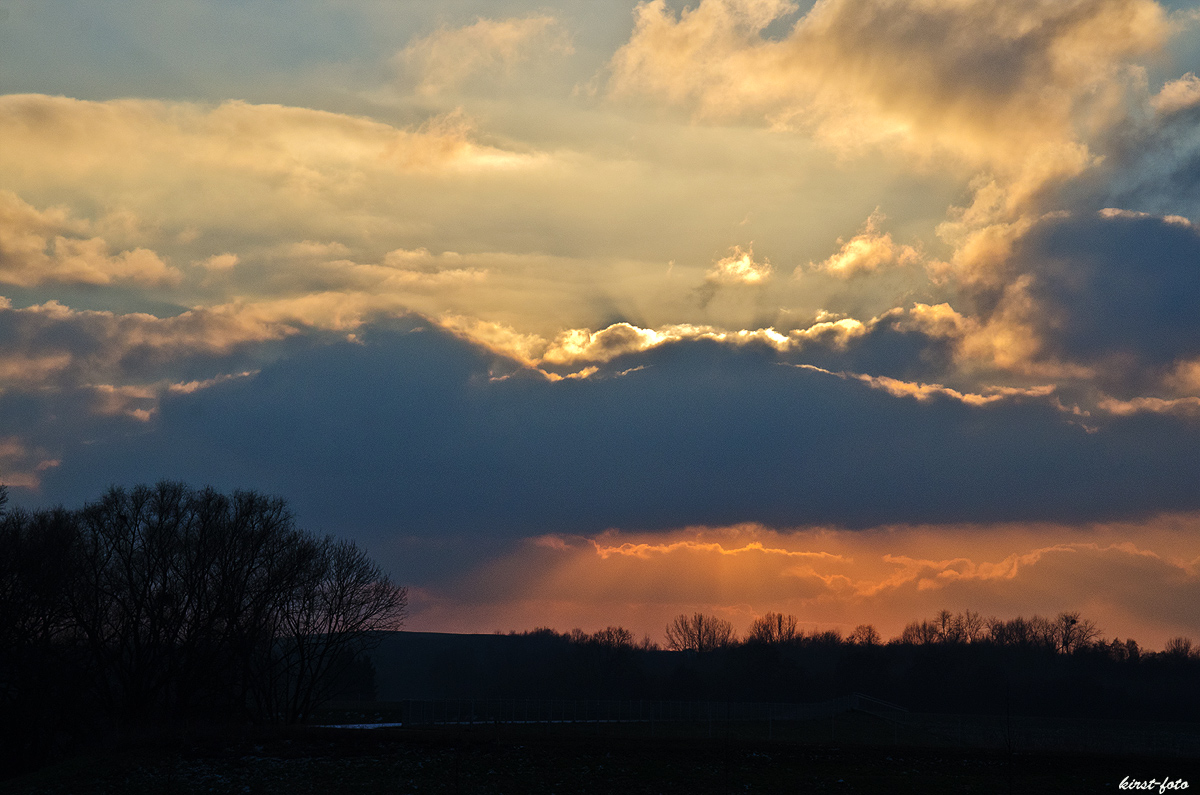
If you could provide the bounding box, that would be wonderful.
[783,311,956,383]
[37,319,1200,540]
[1011,211,1200,387]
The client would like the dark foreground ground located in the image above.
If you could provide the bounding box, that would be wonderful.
[4,718,1197,795]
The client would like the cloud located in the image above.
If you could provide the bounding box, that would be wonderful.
[0,435,59,490]
[0,298,297,396]
[706,245,772,285]
[605,0,1195,348]
[808,210,921,278]
[980,210,1200,391]
[0,191,179,286]
[398,16,573,96]
[1151,72,1200,115]
[31,321,1200,541]
[165,96,515,169]
[540,323,669,366]
[196,253,238,271]
[608,0,1167,184]
[843,371,1055,408]
[167,371,258,395]
[448,308,966,385]
[0,297,317,495]
[401,520,1200,649]
[196,263,488,334]
[1079,72,1200,219]
[457,316,870,372]
[0,96,543,212]
[1097,395,1200,417]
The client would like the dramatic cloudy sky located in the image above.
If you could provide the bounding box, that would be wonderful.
[4,0,1200,647]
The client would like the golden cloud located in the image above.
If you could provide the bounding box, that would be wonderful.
[398,15,573,96]
[706,244,773,284]
[849,372,1055,407]
[808,211,921,278]
[1097,395,1200,417]
[905,299,1094,381]
[0,95,544,207]
[0,191,179,287]
[606,0,1181,352]
[609,0,1167,182]
[456,316,870,372]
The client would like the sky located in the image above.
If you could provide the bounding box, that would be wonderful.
[3,0,1200,648]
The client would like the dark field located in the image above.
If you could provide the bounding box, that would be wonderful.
[5,718,1196,795]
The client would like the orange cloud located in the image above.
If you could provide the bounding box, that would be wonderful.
[405,519,1200,651]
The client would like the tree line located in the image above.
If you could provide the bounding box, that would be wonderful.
[0,482,406,775]
[656,608,1139,657]
[511,608,1197,663]
[450,610,1200,721]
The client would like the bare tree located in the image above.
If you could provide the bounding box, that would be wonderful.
[65,482,406,724]
[665,612,734,652]
[1029,615,1059,649]
[911,609,985,644]
[848,624,881,646]
[899,619,940,645]
[590,626,635,650]
[936,609,957,642]
[262,536,406,723]
[985,613,1090,652]
[745,612,800,644]
[1054,611,1100,654]
[958,610,986,643]
[1164,636,1195,659]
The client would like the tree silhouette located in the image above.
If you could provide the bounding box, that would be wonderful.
[260,534,407,723]
[1,482,406,734]
[1053,611,1100,654]
[589,626,636,650]
[1164,636,1196,659]
[745,612,800,644]
[848,624,881,645]
[665,612,734,652]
